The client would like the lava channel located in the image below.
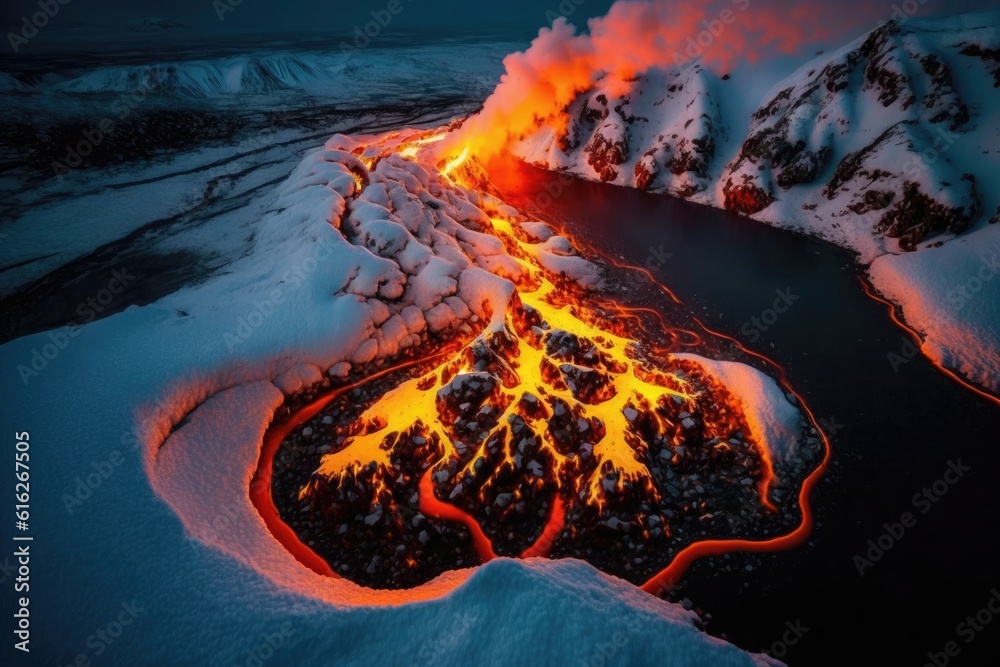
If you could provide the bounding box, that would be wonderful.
[254,129,829,592]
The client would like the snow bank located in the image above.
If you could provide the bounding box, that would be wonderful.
[869,223,1000,392]
[672,354,804,463]
[514,10,1000,396]
[0,127,784,666]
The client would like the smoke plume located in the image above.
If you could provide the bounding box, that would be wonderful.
[444,0,887,160]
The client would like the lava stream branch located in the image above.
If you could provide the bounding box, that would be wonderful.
[260,129,827,592]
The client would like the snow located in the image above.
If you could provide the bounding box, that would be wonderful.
[0,72,26,91]
[0,105,784,667]
[0,339,781,666]
[18,42,517,101]
[869,222,1000,391]
[672,354,804,463]
[519,221,555,241]
[514,10,1000,395]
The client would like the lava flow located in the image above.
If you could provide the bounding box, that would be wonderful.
[260,129,827,592]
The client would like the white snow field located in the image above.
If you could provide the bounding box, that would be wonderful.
[0,38,519,296]
[515,10,1000,394]
[0,129,793,665]
[5,40,521,102]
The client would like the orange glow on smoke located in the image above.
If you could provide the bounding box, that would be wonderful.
[436,0,887,164]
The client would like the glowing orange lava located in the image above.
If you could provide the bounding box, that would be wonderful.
[257,129,831,596]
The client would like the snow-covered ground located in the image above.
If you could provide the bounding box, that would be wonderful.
[515,10,1000,394]
[0,40,789,666]
[0,132,786,667]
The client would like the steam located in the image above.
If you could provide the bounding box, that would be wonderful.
[444,0,884,161]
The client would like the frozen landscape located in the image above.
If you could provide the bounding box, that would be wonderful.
[515,11,1000,394]
[0,30,790,667]
[1,2,999,666]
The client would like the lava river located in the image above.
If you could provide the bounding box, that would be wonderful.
[251,128,830,593]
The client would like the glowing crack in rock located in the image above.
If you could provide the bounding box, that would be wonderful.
[254,128,828,591]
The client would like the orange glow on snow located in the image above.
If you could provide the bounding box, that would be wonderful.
[434,0,886,164]
[856,277,1000,409]
[252,127,832,599]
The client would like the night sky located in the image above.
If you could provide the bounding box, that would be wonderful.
[3,0,997,39]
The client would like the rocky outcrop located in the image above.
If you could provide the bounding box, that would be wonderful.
[723,176,774,216]
[876,180,978,251]
[515,12,997,258]
[585,114,629,182]
[515,65,725,197]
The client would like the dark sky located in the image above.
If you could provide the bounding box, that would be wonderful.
[2,0,996,42]
[1,0,617,34]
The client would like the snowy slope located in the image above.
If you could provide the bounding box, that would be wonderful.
[514,11,1000,394]
[0,130,791,665]
[10,43,516,100]
[0,72,27,91]
[721,12,996,259]
[515,65,730,199]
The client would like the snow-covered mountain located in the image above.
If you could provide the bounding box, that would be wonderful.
[1,41,517,99]
[516,11,1000,394]
[516,64,729,201]
[0,72,26,92]
[48,52,330,97]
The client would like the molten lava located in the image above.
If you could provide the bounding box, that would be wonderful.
[257,128,827,592]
